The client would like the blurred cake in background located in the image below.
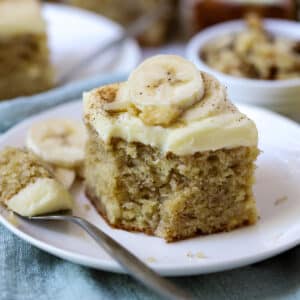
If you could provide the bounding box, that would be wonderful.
[0,0,53,101]
[57,0,178,46]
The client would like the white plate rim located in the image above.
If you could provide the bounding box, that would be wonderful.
[1,101,300,276]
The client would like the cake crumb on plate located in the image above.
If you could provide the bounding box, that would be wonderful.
[146,257,157,263]
[186,251,206,259]
[274,196,288,206]
[196,252,206,259]
[83,204,91,211]
[7,211,19,227]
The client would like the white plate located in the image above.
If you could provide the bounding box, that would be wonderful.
[1,101,300,276]
[44,3,141,83]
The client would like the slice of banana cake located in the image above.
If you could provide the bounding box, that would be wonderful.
[83,55,259,242]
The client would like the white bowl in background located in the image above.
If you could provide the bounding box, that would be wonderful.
[186,19,300,122]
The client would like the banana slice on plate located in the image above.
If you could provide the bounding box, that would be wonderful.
[127,55,204,126]
[26,119,87,168]
[52,167,76,190]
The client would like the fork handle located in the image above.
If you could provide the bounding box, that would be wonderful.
[69,216,195,300]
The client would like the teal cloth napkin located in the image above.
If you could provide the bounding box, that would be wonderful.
[1,74,300,300]
[1,224,300,300]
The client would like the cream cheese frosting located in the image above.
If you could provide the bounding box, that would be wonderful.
[0,0,45,36]
[7,178,73,217]
[84,71,258,155]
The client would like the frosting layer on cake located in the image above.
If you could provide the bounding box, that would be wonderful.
[84,57,258,155]
[0,0,45,36]
[7,178,73,217]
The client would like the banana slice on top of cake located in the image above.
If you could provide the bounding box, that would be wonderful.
[83,55,259,242]
[0,148,73,217]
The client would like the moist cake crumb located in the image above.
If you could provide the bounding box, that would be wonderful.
[7,211,19,227]
[274,196,288,206]
[84,203,91,211]
[186,251,206,259]
[186,252,194,258]
[196,252,206,259]
[146,257,157,263]
[85,134,258,242]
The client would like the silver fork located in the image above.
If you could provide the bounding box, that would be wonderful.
[17,212,195,300]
